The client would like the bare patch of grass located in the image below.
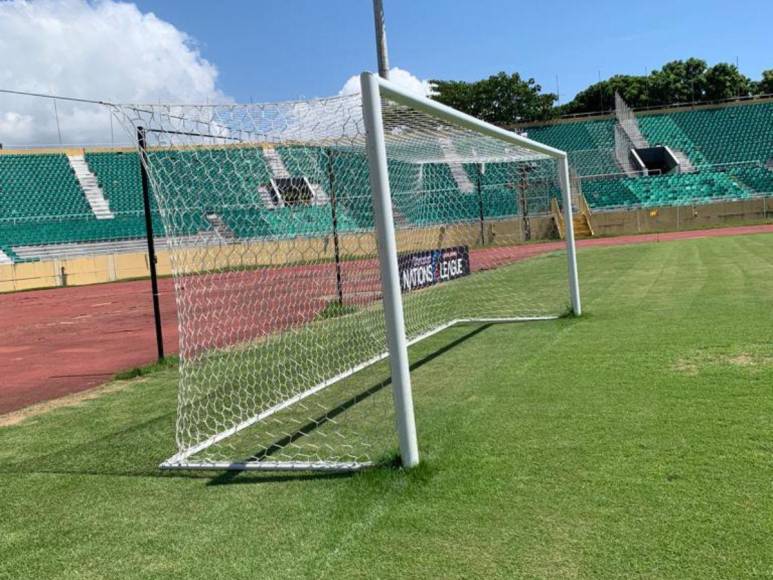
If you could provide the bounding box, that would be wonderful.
[673,346,773,376]
[0,380,139,428]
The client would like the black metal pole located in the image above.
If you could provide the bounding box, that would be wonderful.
[326,149,344,305]
[476,163,485,245]
[518,166,531,242]
[137,127,165,361]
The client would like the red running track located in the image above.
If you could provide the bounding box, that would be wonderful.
[2,223,772,415]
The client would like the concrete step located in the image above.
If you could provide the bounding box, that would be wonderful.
[262,147,290,179]
[204,213,237,241]
[310,183,329,205]
[672,149,697,173]
[68,154,115,220]
[259,185,278,208]
[572,215,593,238]
[438,136,475,193]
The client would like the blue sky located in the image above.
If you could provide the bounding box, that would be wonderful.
[134,0,772,104]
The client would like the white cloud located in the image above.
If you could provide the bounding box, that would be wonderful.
[339,67,433,98]
[0,0,228,146]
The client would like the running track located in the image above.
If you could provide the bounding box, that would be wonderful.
[2,223,772,415]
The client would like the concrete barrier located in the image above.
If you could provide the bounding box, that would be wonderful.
[3,197,770,294]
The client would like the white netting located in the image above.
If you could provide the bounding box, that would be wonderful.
[114,90,572,470]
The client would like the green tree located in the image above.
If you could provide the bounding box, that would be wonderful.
[649,58,708,104]
[432,60,771,123]
[703,63,753,100]
[559,74,652,115]
[431,72,557,124]
[755,69,773,94]
[560,58,764,115]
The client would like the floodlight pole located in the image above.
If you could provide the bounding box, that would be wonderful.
[137,127,165,361]
[360,72,419,468]
[476,163,485,245]
[372,0,390,79]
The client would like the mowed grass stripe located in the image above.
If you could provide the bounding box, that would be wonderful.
[1,233,772,578]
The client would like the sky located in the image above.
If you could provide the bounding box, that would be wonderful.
[0,0,771,145]
[132,0,773,103]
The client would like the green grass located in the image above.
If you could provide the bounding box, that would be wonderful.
[2,233,773,578]
[314,300,360,321]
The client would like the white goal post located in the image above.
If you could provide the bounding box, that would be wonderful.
[114,71,581,472]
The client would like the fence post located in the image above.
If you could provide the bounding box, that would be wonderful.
[137,127,165,361]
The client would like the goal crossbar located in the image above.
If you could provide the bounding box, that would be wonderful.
[374,74,580,313]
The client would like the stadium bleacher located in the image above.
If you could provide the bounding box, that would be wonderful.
[85,151,147,214]
[525,99,772,209]
[0,99,770,262]
[526,119,620,176]
[0,154,92,219]
[526,118,616,151]
[582,170,753,209]
[728,164,773,193]
[638,102,773,169]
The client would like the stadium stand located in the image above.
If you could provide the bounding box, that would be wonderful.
[638,115,711,168]
[0,154,92,220]
[526,119,620,176]
[0,99,770,263]
[85,151,146,214]
[641,102,773,167]
[526,118,616,151]
[524,99,773,210]
[581,171,752,209]
[728,164,773,193]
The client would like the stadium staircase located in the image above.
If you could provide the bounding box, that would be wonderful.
[438,137,475,193]
[205,213,237,241]
[273,146,331,207]
[615,93,647,148]
[572,214,593,238]
[68,154,114,219]
[263,146,291,178]
[671,149,697,173]
[551,194,594,240]
[258,185,279,208]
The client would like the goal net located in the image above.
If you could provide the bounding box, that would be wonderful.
[114,73,579,471]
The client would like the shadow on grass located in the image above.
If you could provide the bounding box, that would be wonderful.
[207,323,493,486]
[1,324,493,483]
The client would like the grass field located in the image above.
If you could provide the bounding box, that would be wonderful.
[2,233,772,578]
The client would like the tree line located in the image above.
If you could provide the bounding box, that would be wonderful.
[430,58,773,125]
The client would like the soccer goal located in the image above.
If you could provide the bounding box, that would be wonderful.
[114,72,580,471]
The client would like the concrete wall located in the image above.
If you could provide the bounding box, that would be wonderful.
[0,252,171,293]
[2,197,770,294]
[0,215,556,293]
[591,197,773,237]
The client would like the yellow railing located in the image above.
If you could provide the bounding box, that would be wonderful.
[578,193,595,237]
[551,198,565,239]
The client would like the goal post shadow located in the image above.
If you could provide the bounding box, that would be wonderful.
[205,322,494,485]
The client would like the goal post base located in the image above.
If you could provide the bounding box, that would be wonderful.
[159,460,374,472]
